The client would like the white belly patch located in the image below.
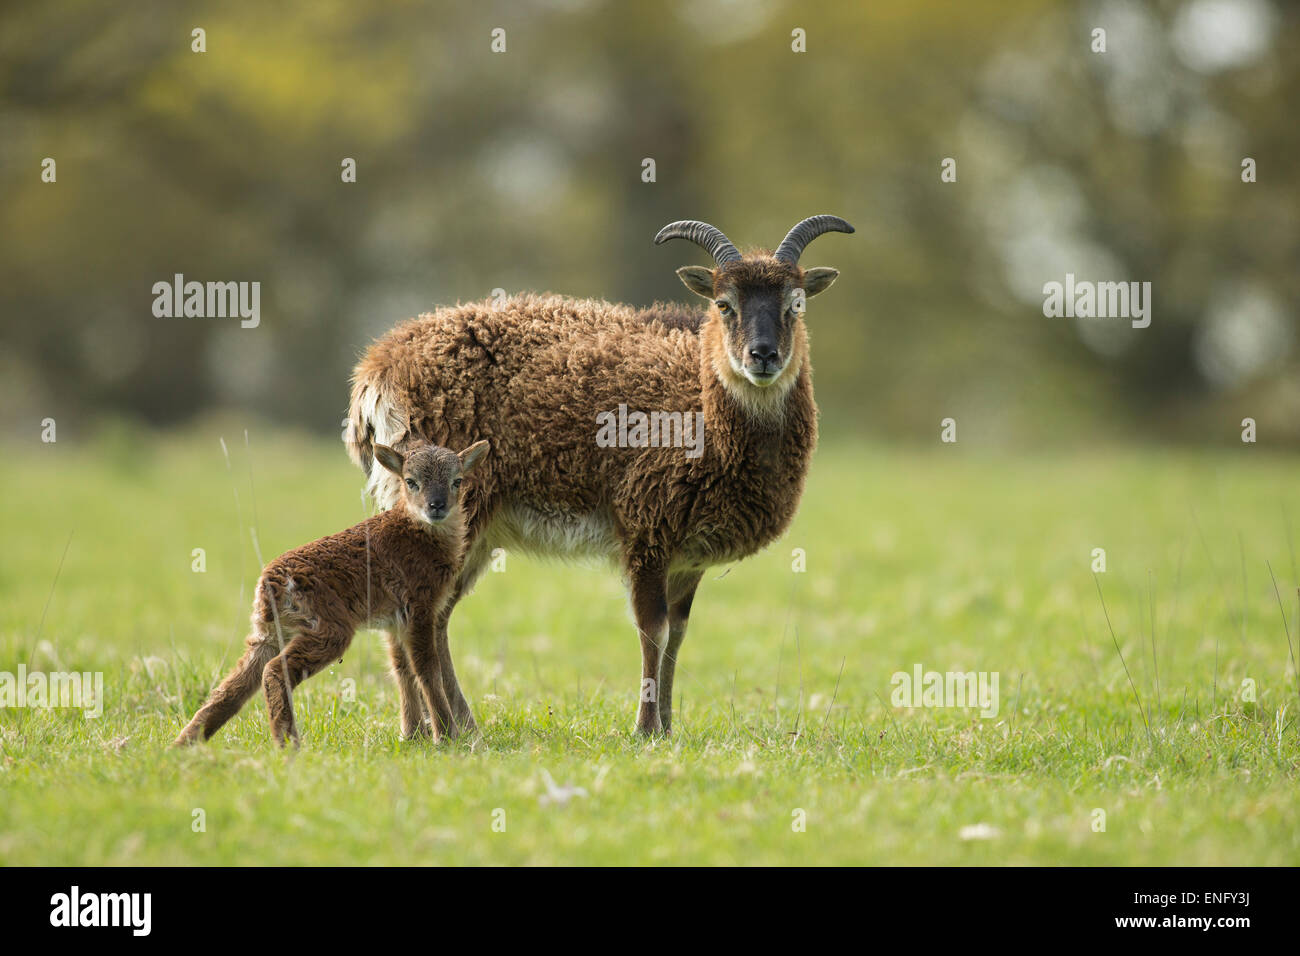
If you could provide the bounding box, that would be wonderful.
[487,504,621,565]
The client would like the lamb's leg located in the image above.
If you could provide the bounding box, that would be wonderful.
[173,629,277,746]
[658,570,703,735]
[407,608,458,741]
[630,565,669,735]
[385,632,429,739]
[435,538,490,734]
[262,623,353,748]
[433,597,475,733]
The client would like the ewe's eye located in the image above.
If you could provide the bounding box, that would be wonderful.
[716,300,732,316]
[405,478,417,491]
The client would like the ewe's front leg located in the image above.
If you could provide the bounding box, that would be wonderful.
[630,566,669,735]
[659,570,703,735]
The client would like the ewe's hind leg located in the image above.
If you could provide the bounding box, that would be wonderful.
[173,631,277,746]
[263,623,353,748]
[629,566,670,736]
[385,631,430,739]
[658,570,703,735]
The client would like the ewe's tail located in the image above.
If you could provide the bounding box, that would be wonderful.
[347,359,410,510]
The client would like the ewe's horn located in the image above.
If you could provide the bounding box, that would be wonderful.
[654,220,742,266]
[773,215,855,264]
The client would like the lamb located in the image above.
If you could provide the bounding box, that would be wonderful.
[346,215,853,735]
[174,439,489,747]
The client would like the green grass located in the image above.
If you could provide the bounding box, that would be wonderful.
[1,420,1298,865]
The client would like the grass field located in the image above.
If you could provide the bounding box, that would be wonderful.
[1,421,1298,865]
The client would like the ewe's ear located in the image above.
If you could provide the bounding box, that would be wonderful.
[801,267,840,298]
[459,440,490,475]
[374,444,405,477]
[675,266,716,299]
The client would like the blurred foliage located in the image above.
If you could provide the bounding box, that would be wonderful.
[1,0,1297,445]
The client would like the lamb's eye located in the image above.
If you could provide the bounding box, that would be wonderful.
[452,478,462,488]
[405,478,417,491]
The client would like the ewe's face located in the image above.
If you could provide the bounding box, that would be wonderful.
[713,265,803,386]
[677,258,839,388]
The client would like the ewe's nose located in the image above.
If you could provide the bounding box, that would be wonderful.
[749,344,779,366]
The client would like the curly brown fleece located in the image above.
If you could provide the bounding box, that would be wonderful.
[174,443,483,748]
[348,254,829,734]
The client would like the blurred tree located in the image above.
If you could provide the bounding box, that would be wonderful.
[0,0,1295,445]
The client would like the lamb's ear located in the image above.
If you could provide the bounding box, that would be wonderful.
[458,440,490,475]
[801,267,839,298]
[374,444,405,477]
[675,266,716,299]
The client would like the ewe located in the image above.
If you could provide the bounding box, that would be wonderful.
[347,216,853,734]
